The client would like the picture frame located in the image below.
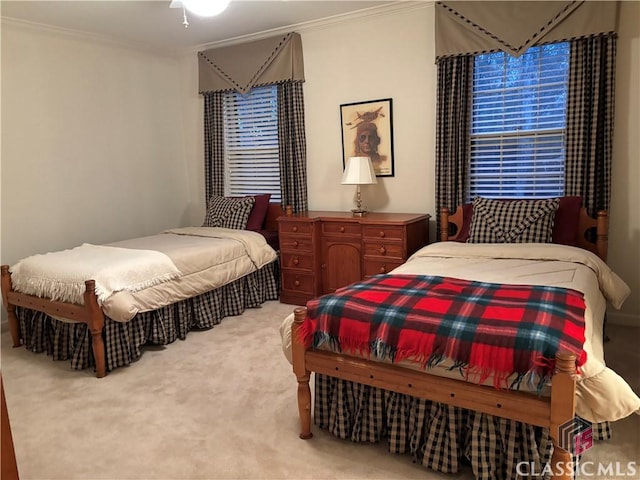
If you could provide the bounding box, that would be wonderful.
[340,98,394,177]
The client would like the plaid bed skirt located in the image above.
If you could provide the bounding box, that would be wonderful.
[15,261,279,373]
[315,374,611,480]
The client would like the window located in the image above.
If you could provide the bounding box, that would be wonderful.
[223,85,281,202]
[469,42,570,199]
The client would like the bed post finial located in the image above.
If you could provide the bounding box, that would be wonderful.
[293,307,306,325]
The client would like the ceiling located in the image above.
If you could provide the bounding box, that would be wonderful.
[0,1,400,52]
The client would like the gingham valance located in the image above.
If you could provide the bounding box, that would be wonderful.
[198,32,305,94]
[435,1,619,60]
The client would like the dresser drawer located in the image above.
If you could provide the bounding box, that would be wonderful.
[281,271,315,294]
[363,242,404,259]
[279,221,314,235]
[322,222,361,236]
[280,251,314,271]
[280,236,313,252]
[363,260,403,276]
[363,225,404,241]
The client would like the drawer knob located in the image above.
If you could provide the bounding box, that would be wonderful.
[293,241,299,248]
[294,280,300,287]
[379,231,385,238]
[379,246,386,255]
[293,256,299,265]
[292,226,298,232]
[379,265,387,273]
[340,226,345,233]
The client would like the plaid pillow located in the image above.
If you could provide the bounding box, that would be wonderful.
[202,195,255,229]
[468,197,560,243]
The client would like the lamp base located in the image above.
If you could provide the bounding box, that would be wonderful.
[351,209,368,217]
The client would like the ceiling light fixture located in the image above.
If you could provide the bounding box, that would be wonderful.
[170,0,230,28]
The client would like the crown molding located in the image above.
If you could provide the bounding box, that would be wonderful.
[189,1,432,53]
[1,1,433,57]
[0,16,182,57]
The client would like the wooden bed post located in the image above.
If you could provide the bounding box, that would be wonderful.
[549,351,577,480]
[596,211,608,261]
[440,208,450,241]
[292,306,313,439]
[1,266,21,348]
[83,280,107,379]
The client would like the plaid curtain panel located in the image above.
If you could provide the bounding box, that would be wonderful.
[565,34,617,216]
[277,81,308,213]
[302,274,587,390]
[435,55,473,240]
[203,92,226,200]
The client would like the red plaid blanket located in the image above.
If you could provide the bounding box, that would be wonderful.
[300,275,587,390]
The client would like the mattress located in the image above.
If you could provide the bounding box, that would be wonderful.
[280,242,640,424]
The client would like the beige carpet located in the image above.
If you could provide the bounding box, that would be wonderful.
[1,301,638,480]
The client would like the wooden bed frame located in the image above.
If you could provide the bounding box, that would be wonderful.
[290,206,609,480]
[1,203,284,379]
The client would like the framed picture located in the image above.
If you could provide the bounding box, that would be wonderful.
[340,98,394,177]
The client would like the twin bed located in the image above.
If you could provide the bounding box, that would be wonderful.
[281,198,639,480]
[2,199,283,378]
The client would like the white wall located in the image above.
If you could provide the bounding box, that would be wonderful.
[302,5,435,219]
[1,23,192,268]
[608,0,640,325]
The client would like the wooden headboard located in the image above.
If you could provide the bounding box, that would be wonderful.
[264,203,284,232]
[440,206,608,261]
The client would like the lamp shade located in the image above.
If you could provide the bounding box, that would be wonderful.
[341,157,378,185]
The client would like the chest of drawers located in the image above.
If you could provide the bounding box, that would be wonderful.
[277,211,430,305]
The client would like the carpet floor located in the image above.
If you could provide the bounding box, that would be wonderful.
[1,301,638,479]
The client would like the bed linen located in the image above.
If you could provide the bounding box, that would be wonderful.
[104,227,277,321]
[301,274,589,392]
[8,243,181,305]
[10,227,277,322]
[280,242,638,423]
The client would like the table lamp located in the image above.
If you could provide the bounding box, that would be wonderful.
[341,156,378,217]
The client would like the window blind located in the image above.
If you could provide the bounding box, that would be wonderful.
[469,43,570,199]
[223,85,281,202]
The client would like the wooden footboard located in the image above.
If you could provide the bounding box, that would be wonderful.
[1,265,107,378]
[291,307,577,479]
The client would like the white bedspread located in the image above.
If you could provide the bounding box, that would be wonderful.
[10,244,181,304]
[11,227,277,323]
[280,242,640,424]
[103,227,277,321]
